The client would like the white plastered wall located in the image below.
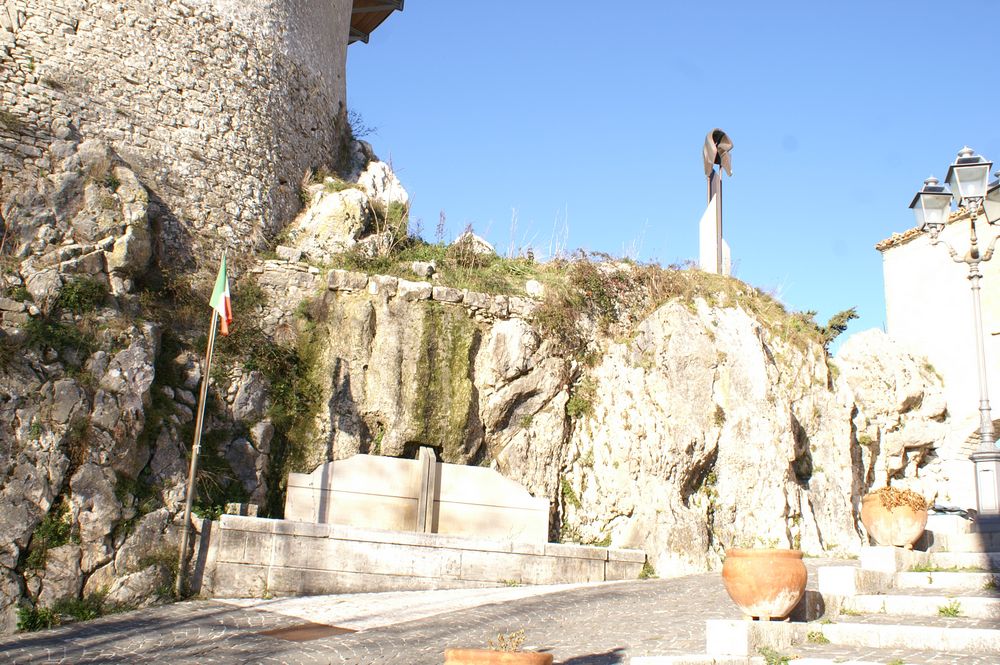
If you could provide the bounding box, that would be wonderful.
[882,217,1000,437]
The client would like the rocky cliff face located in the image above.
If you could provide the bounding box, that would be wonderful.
[0,138,169,632]
[557,301,857,573]
[251,261,958,577]
[0,136,962,634]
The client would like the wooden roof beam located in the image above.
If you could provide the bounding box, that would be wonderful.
[349,26,370,44]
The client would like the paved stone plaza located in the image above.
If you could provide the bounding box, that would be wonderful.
[0,561,994,664]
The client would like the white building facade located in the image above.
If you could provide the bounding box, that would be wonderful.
[879,214,1000,424]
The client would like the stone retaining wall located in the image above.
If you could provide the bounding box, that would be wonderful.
[251,259,541,340]
[199,515,646,597]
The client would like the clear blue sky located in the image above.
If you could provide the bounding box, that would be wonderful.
[347,1,1000,346]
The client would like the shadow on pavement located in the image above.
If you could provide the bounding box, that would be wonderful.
[557,647,627,664]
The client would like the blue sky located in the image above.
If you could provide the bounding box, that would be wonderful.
[347,1,1000,346]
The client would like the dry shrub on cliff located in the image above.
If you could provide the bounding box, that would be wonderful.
[531,256,831,359]
[331,234,540,296]
[328,233,835,357]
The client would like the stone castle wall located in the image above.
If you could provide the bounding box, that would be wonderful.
[0,0,352,262]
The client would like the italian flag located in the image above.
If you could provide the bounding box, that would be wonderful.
[209,254,233,336]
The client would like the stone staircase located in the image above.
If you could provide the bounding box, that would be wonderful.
[797,515,999,663]
[795,516,1000,662]
[640,515,1000,664]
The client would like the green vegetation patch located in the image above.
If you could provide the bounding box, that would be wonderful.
[214,281,324,517]
[24,500,77,570]
[329,237,540,296]
[8,285,32,302]
[23,316,95,360]
[412,301,479,463]
[190,427,250,521]
[17,590,128,632]
[561,477,581,509]
[566,377,596,419]
[639,560,657,579]
[758,647,792,665]
[909,563,984,573]
[938,599,962,617]
[806,630,830,644]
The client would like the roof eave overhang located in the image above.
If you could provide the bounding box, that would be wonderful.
[349,0,404,45]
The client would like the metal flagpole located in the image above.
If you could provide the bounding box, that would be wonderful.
[175,307,220,597]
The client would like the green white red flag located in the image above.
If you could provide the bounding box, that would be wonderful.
[209,254,233,336]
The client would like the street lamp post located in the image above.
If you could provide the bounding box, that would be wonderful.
[909,147,1000,516]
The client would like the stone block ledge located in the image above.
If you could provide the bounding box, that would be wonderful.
[324,268,540,320]
[216,515,635,562]
[202,516,645,598]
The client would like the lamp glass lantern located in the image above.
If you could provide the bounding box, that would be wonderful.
[945,147,993,203]
[909,176,953,231]
[984,178,1000,225]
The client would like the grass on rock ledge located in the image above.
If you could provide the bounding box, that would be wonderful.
[325,239,849,359]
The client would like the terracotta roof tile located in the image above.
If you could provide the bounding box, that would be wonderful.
[875,207,974,252]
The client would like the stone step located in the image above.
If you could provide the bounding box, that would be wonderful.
[790,641,1000,664]
[858,545,999,574]
[923,512,989,536]
[925,530,1000,553]
[841,593,1000,619]
[817,565,998,601]
[894,570,998,591]
[640,651,995,665]
[972,515,1000,533]
[706,616,1000,658]
[926,551,1000,571]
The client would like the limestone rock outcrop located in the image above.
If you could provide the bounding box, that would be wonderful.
[0,139,173,632]
[282,144,409,264]
[452,231,496,256]
[551,301,858,573]
[834,329,959,503]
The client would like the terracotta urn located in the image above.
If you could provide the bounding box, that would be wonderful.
[721,548,807,621]
[443,649,553,665]
[860,492,928,548]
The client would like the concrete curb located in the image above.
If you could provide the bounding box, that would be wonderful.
[631,657,764,665]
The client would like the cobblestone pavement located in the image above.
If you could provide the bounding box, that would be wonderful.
[0,559,995,664]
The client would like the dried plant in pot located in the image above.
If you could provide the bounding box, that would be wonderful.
[860,486,929,549]
[444,629,553,665]
[721,540,808,621]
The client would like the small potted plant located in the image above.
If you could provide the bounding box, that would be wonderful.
[860,486,929,549]
[444,629,553,664]
[721,537,808,621]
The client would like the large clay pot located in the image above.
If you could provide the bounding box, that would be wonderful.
[721,548,807,620]
[860,493,928,548]
[444,649,553,665]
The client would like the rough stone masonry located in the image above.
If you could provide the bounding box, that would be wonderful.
[0,0,354,262]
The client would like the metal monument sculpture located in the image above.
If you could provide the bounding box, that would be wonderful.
[700,129,734,275]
